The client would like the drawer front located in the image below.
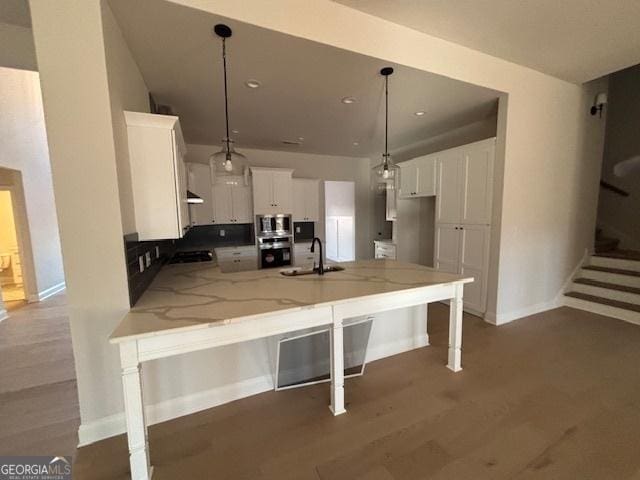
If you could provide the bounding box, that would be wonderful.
[375,246,397,260]
[215,246,257,261]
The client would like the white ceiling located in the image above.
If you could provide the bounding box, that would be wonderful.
[335,0,640,84]
[0,0,30,27]
[108,0,499,158]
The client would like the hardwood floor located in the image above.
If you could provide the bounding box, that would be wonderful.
[0,293,80,456]
[3,294,640,479]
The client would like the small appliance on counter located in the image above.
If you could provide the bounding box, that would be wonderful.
[256,214,292,269]
[169,250,214,264]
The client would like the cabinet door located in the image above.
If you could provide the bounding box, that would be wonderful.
[398,160,418,198]
[461,143,494,225]
[434,223,460,274]
[305,180,320,221]
[271,170,293,213]
[459,224,490,313]
[416,157,436,196]
[212,184,232,224]
[435,153,462,223]
[231,185,253,223]
[187,163,214,226]
[251,170,273,215]
[175,151,190,237]
[292,179,307,221]
[385,182,397,221]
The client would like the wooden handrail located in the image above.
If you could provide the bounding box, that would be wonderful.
[600,180,629,197]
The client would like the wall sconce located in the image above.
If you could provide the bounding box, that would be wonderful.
[590,92,607,117]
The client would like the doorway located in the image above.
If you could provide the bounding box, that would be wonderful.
[0,189,26,308]
[324,181,356,262]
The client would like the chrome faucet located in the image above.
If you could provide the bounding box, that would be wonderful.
[310,237,324,275]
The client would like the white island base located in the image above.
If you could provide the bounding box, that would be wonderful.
[109,260,470,480]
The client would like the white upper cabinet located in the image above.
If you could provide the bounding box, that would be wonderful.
[187,162,213,226]
[398,155,436,198]
[292,178,320,222]
[436,138,495,225]
[212,177,253,224]
[125,111,189,240]
[250,167,294,215]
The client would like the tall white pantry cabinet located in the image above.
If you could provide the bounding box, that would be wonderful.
[433,138,495,314]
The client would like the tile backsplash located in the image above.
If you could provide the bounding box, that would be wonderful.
[124,233,174,306]
[176,224,254,250]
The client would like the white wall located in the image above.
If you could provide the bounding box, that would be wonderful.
[0,67,64,299]
[598,64,640,250]
[102,4,150,235]
[187,144,374,259]
[30,0,132,427]
[178,0,607,323]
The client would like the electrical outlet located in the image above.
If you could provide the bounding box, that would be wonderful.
[296,226,301,233]
[155,246,160,258]
[138,256,145,273]
[220,229,225,237]
[145,251,151,267]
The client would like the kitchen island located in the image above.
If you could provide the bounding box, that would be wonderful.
[110,259,472,480]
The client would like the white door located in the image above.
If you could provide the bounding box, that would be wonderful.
[251,170,274,215]
[461,143,494,225]
[187,163,213,226]
[325,217,339,261]
[337,217,355,262]
[398,160,418,198]
[434,223,460,274]
[212,183,232,224]
[271,170,293,213]
[231,185,252,223]
[292,179,307,221]
[435,152,462,223]
[416,157,436,196]
[459,224,490,313]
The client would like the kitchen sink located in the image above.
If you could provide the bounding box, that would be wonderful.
[280,265,345,276]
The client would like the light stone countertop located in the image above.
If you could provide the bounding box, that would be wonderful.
[110,259,472,343]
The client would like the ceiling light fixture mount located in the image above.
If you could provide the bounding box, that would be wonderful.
[210,23,248,176]
[414,111,426,116]
[372,67,398,180]
[245,79,261,89]
[341,96,356,104]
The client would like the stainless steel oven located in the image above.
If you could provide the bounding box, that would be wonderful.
[257,214,291,237]
[258,236,292,268]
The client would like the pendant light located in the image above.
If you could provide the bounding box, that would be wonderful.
[372,67,398,180]
[209,24,248,176]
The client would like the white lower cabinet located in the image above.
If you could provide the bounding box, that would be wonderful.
[294,242,316,268]
[215,245,258,273]
[374,241,397,260]
[435,223,490,314]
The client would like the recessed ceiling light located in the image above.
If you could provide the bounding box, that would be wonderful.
[414,111,426,116]
[353,141,359,146]
[245,79,261,89]
[341,96,356,104]
[231,129,240,134]
[298,137,305,142]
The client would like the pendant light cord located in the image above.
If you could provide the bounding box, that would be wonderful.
[384,73,389,161]
[222,37,231,160]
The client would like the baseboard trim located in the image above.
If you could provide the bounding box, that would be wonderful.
[27,281,66,303]
[77,333,429,447]
[484,298,562,326]
[0,308,7,322]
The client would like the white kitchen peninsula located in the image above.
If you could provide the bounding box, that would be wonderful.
[110,259,472,480]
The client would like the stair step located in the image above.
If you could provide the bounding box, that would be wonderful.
[595,237,620,254]
[590,253,640,273]
[582,265,640,277]
[564,293,640,326]
[565,292,640,313]
[574,278,640,295]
